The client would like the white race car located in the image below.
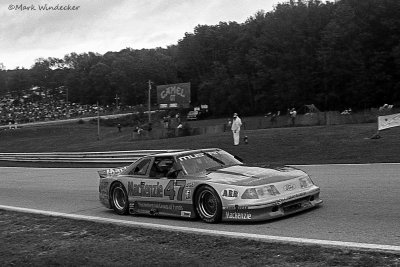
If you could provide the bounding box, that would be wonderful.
[98,148,322,223]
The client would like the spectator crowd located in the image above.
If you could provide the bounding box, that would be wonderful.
[0,87,130,126]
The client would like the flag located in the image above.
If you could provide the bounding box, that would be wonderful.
[378,112,400,130]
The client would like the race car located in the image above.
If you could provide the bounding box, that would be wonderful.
[98,148,322,223]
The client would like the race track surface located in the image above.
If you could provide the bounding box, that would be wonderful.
[0,164,399,247]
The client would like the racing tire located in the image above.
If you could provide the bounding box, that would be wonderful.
[110,182,129,215]
[195,185,222,223]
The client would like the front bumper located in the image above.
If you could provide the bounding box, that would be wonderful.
[222,189,322,222]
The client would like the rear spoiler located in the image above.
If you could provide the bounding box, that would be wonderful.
[98,166,128,178]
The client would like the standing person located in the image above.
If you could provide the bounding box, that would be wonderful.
[290,108,297,126]
[226,118,232,131]
[231,113,242,146]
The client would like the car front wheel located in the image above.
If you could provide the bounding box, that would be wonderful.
[195,185,222,223]
[110,182,129,215]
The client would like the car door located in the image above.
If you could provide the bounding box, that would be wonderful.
[122,157,153,205]
[131,156,193,217]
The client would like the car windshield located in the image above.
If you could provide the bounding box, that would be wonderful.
[177,150,242,175]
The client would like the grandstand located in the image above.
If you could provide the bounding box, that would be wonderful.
[0,87,132,126]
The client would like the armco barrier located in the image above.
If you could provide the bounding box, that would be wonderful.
[0,150,182,168]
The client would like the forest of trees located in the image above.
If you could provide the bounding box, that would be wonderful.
[1,0,399,116]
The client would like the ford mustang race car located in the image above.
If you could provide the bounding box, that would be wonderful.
[98,148,322,223]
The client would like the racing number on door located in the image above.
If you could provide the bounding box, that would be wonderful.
[164,180,176,200]
[164,180,186,201]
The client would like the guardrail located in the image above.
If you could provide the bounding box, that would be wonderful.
[0,150,183,167]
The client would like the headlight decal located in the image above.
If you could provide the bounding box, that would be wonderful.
[241,188,259,199]
[242,185,280,199]
[299,176,314,188]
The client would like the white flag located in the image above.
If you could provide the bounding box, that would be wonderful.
[378,112,400,130]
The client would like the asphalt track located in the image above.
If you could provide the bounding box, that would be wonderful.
[1,164,399,251]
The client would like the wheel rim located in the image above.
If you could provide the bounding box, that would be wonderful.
[199,190,217,218]
[113,186,126,210]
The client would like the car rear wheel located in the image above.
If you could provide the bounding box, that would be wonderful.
[195,185,222,223]
[110,182,129,215]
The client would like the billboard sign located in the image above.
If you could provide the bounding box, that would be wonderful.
[157,82,191,109]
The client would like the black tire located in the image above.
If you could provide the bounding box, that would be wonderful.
[110,182,129,215]
[195,185,222,223]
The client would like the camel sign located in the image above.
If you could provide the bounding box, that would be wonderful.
[157,82,191,109]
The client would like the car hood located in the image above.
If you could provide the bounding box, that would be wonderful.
[205,165,307,186]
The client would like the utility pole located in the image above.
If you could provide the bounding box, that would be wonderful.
[66,87,69,118]
[97,101,100,140]
[148,80,152,124]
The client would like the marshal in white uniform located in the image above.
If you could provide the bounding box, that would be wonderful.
[231,113,242,145]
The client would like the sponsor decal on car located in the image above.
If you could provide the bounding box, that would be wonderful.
[177,151,221,162]
[127,180,189,201]
[185,189,191,200]
[106,166,127,175]
[185,182,195,188]
[221,188,239,200]
[271,191,308,206]
[138,201,184,211]
[223,205,249,211]
[225,211,252,220]
[178,153,204,161]
[283,183,296,191]
[181,211,191,217]
[128,181,163,198]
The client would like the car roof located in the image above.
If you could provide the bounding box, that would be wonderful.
[148,148,220,157]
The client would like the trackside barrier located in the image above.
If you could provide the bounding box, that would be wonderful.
[0,150,181,158]
[0,150,183,167]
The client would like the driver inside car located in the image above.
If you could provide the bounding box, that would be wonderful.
[150,158,174,178]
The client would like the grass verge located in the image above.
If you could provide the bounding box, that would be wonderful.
[1,210,399,267]
[1,121,400,164]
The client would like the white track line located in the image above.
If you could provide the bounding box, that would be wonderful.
[1,205,399,253]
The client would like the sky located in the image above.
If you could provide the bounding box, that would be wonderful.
[0,0,278,70]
